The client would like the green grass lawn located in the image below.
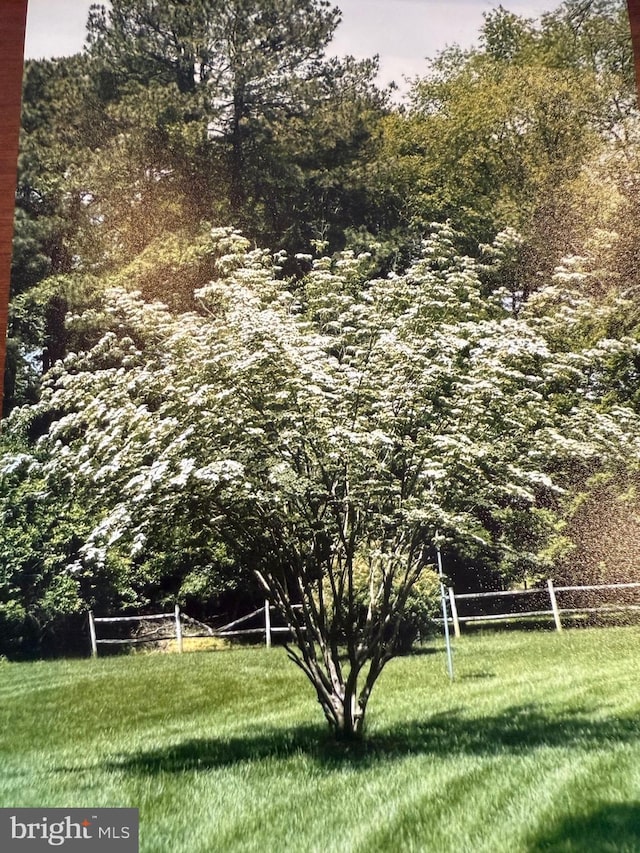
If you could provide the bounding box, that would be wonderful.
[1,628,640,852]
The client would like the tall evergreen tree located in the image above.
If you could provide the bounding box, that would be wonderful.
[84,0,371,242]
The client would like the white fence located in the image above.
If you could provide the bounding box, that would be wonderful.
[89,605,195,657]
[90,581,640,654]
[211,602,302,647]
[88,601,299,657]
[447,580,640,637]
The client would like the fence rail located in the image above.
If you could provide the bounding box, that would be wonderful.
[88,601,301,657]
[89,580,640,655]
[89,605,186,657]
[447,579,640,637]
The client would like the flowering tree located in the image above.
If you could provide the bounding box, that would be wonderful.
[2,225,639,732]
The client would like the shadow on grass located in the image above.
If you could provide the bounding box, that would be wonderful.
[527,802,640,852]
[403,646,440,657]
[104,704,640,775]
[458,669,496,680]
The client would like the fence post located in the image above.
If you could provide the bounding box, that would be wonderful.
[264,599,272,648]
[88,611,98,658]
[448,588,461,638]
[547,579,562,632]
[174,604,183,653]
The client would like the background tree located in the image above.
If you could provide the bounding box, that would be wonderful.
[372,1,635,287]
[83,0,388,257]
[5,52,117,414]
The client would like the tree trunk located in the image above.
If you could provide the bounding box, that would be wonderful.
[229,93,246,219]
[336,692,366,740]
[313,673,367,740]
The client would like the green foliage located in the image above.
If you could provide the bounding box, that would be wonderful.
[371,1,635,289]
[393,569,441,652]
[0,444,90,655]
[406,55,600,250]
[550,471,640,587]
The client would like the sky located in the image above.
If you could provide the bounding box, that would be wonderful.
[24,0,558,92]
